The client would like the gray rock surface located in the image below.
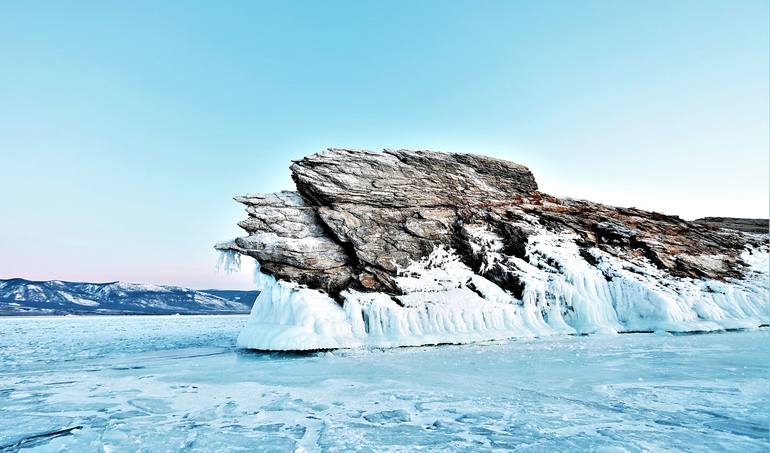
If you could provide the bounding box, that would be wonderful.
[218,148,767,297]
[291,149,538,207]
[694,217,768,234]
[228,191,355,294]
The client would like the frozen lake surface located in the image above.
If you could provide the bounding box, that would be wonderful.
[0,315,767,452]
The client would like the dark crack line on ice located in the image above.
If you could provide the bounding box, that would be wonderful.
[0,425,82,452]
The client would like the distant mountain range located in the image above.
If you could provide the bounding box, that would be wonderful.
[0,278,259,315]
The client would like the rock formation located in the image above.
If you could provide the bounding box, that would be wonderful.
[218,149,769,350]
[693,217,768,234]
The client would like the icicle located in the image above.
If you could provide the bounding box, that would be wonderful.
[215,242,242,274]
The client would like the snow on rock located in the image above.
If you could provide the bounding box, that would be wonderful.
[237,229,768,351]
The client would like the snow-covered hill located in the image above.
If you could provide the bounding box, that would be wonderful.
[0,278,258,315]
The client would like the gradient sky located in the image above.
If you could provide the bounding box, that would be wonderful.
[1,0,767,289]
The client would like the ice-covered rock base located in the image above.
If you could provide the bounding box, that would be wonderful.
[237,231,769,351]
[224,149,768,351]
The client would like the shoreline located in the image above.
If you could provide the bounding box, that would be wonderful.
[0,312,250,319]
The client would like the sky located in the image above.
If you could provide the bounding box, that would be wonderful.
[0,0,767,289]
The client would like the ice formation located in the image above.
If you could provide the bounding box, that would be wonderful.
[237,227,768,350]
[215,243,242,274]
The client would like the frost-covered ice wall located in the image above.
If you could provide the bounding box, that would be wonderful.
[219,149,769,351]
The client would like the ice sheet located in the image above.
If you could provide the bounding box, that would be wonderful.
[0,316,767,452]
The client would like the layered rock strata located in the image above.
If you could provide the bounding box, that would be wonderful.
[218,149,769,350]
[693,217,768,234]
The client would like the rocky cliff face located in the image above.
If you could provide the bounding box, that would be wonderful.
[218,149,769,350]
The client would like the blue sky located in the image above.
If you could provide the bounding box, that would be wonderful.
[1,0,767,289]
